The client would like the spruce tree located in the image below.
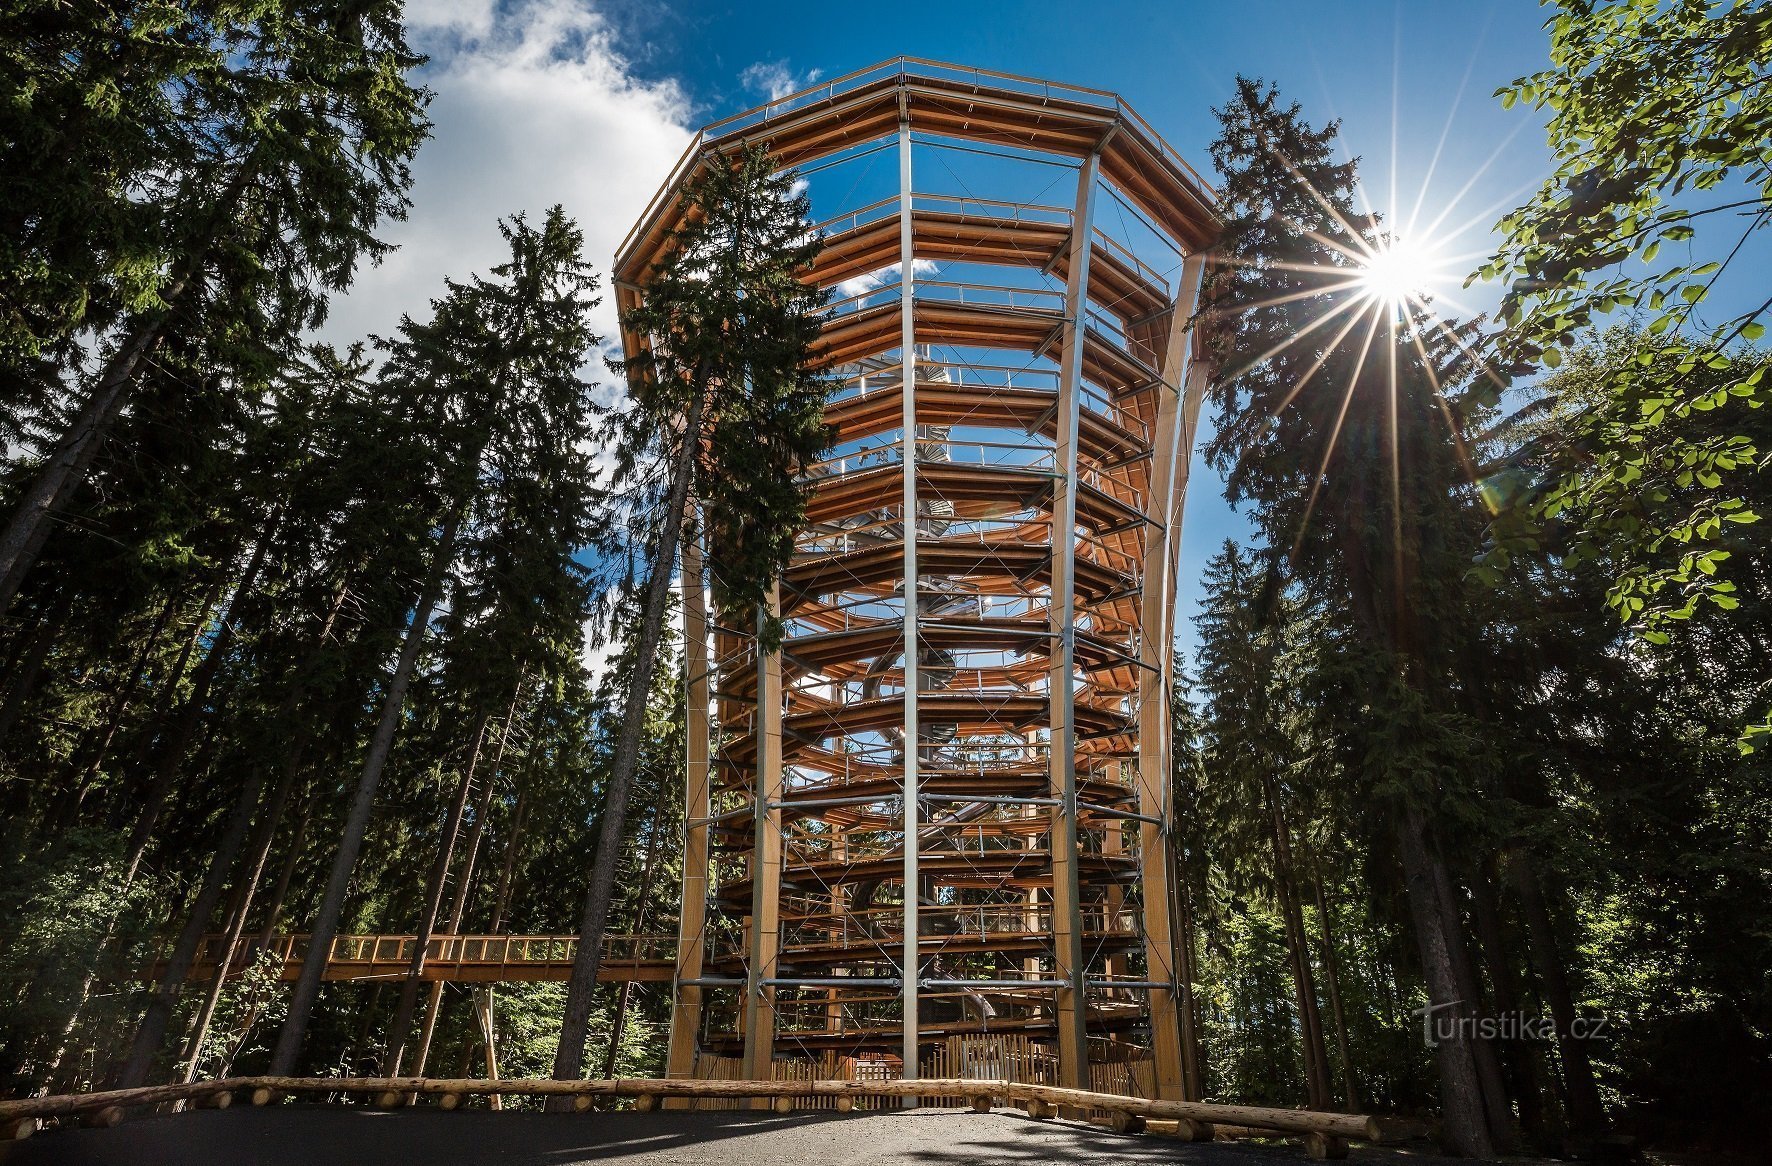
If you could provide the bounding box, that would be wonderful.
[550,145,829,1087]
[270,208,602,1074]
[1202,78,1504,1154]
[0,0,429,611]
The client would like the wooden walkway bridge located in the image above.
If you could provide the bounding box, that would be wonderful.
[150,934,676,985]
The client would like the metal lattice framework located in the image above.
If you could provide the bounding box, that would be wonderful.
[613,59,1219,1101]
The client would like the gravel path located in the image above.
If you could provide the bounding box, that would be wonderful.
[6,1106,1480,1166]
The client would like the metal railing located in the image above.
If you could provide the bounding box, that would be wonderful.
[616,57,1218,270]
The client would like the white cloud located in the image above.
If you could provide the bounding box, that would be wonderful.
[739,59,822,102]
[836,259,939,300]
[308,1,700,679]
[320,0,697,355]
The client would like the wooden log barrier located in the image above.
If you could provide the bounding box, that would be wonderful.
[0,1076,1392,1144]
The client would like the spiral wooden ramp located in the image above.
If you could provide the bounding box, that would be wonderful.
[613,59,1220,1104]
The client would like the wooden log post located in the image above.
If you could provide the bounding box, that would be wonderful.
[1175,1118,1213,1142]
[836,1096,855,1113]
[570,1094,593,1113]
[771,1095,794,1115]
[1304,1132,1350,1160]
[82,1105,125,1129]
[198,1090,233,1110]
[1107,1110,1146,1135]
[1047,148,1103,1110]
[249,1087,275,1107]
[4,1116,36,1141]
[439,1093,463,1111]
[634,1093,658,1113]
[969,1093,992,1113]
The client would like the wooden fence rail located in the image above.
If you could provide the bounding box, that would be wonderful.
[1,1075,1401,1158]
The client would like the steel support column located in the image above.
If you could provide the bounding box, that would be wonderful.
[896,111,922,1090]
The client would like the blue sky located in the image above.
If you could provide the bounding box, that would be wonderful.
[332,0,1568,666]
[611,0,1562,661]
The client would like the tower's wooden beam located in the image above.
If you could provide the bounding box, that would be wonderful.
[1049,148,1102,1097]
[741,586,784,1095]
[1136,252,1205,1102]
[664,529,713,1098]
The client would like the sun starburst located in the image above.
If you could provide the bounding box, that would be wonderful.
[1355,235,1444,309]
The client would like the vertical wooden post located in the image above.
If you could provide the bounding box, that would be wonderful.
[828,833,847,1037]
[741,585,784,1097]
[896,108,922,1093]
[475,987,501,1111]
[1136,252,1205,1101]
[1102,824,1125,983]
[665,529,713,1103]
[1049,148,1100,1096]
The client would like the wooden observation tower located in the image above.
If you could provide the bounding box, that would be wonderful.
[613,59,1219,1101]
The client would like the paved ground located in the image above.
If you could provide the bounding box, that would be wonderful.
[4,1106,1483,1166]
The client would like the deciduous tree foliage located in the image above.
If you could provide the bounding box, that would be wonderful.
[1476,0,1772,746]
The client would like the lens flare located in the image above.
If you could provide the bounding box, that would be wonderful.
[1356,236,1441,308]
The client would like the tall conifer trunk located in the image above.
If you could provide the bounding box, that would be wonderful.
[601,802,667,1079]
[0,313,175,611]
[123,522,278,885]
[270,505,464,1074]
[414,692,523,1075]
[1397,803,1495,1158]
[1506,848,1605,1134]
[382,711,490,1074]
[1264,776,1331,1109]
[173,761,301,1083]
[551,390,702,1091]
